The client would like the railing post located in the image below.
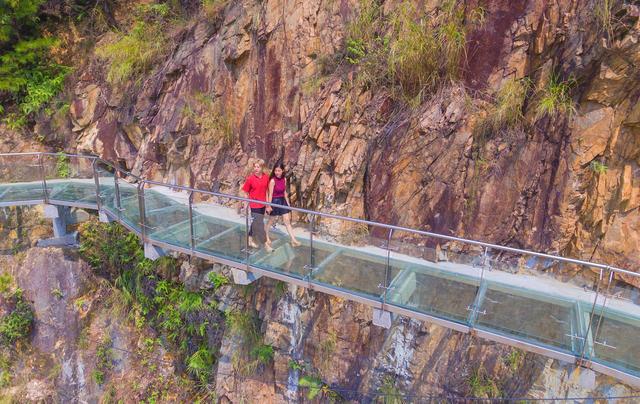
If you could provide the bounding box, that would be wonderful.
[579,267,605,364]
[382,228,394,311]
[305,213,317,288]
[38,153,49,203]
[138,181,147,242]
[244,203,251,271]
[113,172,122,221]
[92,158,101,211]
[188,190,195,252]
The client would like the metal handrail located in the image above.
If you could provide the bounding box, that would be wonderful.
[3,151,639,279]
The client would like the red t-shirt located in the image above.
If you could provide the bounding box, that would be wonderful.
[242,173,269,209]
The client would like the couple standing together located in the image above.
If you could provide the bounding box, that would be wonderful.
[241,159,300,251]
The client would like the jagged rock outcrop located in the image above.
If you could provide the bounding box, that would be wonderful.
[11,0,632,278]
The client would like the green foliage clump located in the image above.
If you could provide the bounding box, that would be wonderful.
[345,0,482,103]
[0,289,34,345]
[590,160,608,174]
[93,336,114,385]
[535,75,575,120]
[377,375,404,404]
[226,309,274,375]
[96,22,166,86]
[207,271,229,289]
[474,77,531,140]
[0,272,13,296]
[467,366,501,399]
[78,221,224,387]
[79,221,144,279]
[504,349,524,372]
[186,345,215,385]
[56,152,71,178]
[0,1,71,124]
[299,375,340,402]
[182,92,235,145]
[96,4,177,87]
[595,0,616,38]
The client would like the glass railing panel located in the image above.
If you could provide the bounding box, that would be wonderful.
[142,184,191,251]
[191,191,247,264]
[42,154,97,205]
[477,256,596,355]
[116,174,142,233]
[95,161,117,216]
[249,206,314,279]
[308,219,391,302]
[586,270,640,376]
[0,154,45,202]
[386,231,483,325]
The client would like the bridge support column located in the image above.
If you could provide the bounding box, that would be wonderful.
[373,308,392,329]
[144,243,167,260]
[98,210,113,223]
[231,268,262,285]
[38,204,78,247]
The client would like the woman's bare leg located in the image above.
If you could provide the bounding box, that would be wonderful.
[265,215,273,247]
[283,213,300,246]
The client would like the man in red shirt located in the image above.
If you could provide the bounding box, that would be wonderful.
[241,159,272,251]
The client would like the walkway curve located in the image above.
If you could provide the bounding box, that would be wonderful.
[0,152,638,388]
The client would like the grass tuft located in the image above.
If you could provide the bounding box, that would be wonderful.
[535,75,575,120]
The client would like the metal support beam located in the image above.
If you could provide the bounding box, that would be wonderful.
[144,242,167,260]
[231,268,262,285]
[373,308,393,329]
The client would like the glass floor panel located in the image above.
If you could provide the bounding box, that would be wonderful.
[252,243,334,278]
[0,183,45,202]
[196,226,248,262]
[313,252,402,299]
[48,182,97,204]
[590,310,640,375]
[476,286,577,353]
[388,268,480,324]
[193,216,234,243]
[148,218,191,250]
[118,195,142,232]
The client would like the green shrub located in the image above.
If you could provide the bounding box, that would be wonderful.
[0,0,71,122]
[56,152,71,178]
[468,367,500,398]
[590,160,608,174]
[0,272,13,296]
[0,289,34,344]
[474,77,531,140]
[182,93,235,145]
[208,271,229,289]
[345,0,480,103]
[504,349,524,372]
[186,345,215,385]
[79,221,144,279]
[535,75,575,119]
[299,375,340,402]
[595,0,616,37]
[377,375,404,404]
[250,344,274,365]
[96,21,168,86]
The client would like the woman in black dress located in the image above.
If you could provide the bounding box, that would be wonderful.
[265,163,300,248]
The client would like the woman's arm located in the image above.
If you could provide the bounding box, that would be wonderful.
[267,179,275,203]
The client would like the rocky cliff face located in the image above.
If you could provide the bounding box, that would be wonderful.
[1,0,640,401]
[0,242,636,402]
[4,0,636,276]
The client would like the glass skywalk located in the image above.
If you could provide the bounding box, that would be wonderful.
[0,152,638,388]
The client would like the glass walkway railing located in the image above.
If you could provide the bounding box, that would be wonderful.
[1,152,639,387]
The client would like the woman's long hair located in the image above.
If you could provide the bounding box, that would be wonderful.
[270,162,286,179]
